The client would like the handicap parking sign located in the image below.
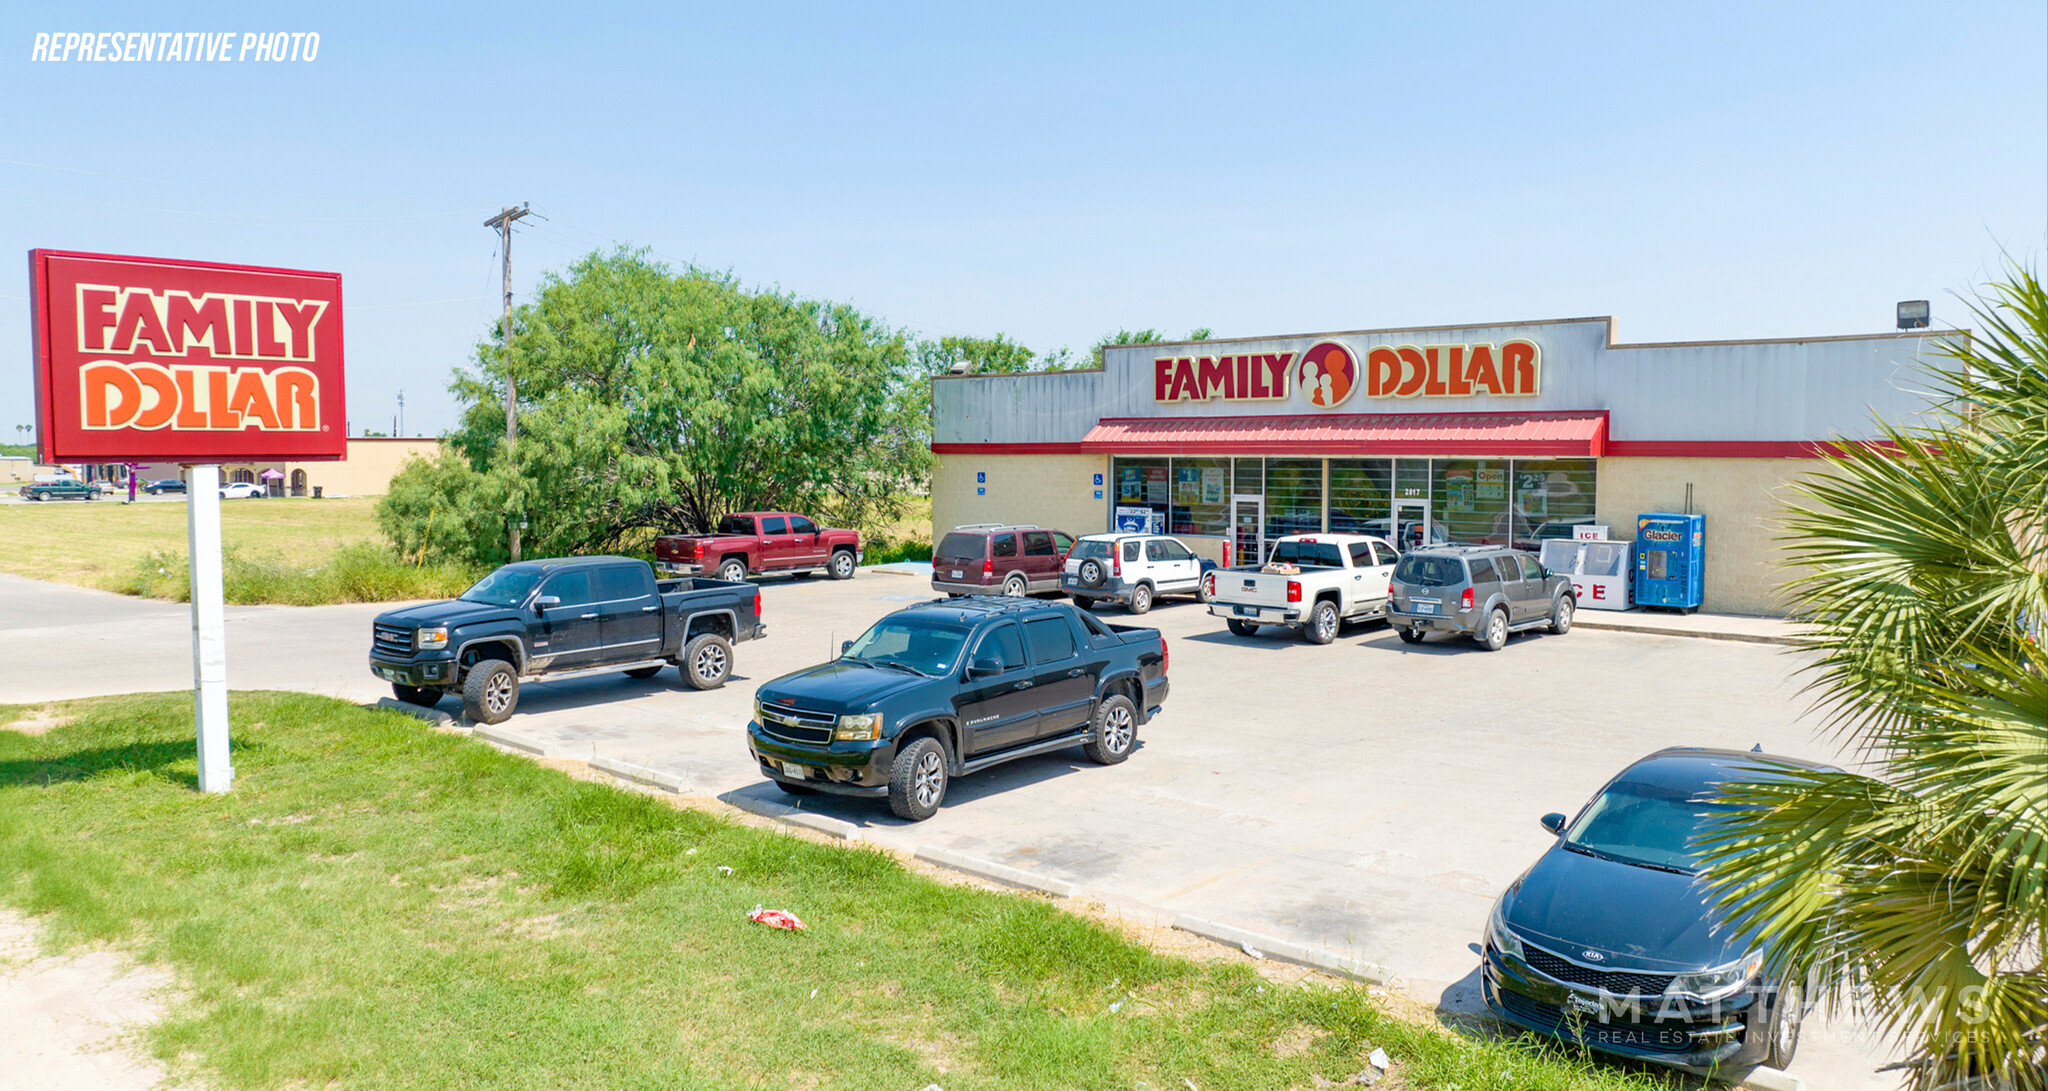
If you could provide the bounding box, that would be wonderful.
[1093,473,1103,486]
[976,471,985,483]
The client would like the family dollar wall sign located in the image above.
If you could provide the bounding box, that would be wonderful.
[1153,338,1540,406]
[29,250,347,795]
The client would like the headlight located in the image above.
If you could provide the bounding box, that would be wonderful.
[1487,900,1526,961]
[834,713,882,741]
[416,626,449,650]
[1665,953,1763,1002]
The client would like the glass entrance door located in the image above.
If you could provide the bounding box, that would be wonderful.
[1392,498,1435,551]
[1232,497,1264,567]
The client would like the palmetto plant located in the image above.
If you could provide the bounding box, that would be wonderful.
[1696,269,2048,1089]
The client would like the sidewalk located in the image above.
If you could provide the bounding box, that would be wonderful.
[1572,607,1806,645]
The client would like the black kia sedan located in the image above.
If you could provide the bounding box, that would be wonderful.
[1481,747,1820,1074]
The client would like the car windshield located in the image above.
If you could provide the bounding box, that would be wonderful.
[1395,554,1464,586]
[1268,540,1343,567]
[1563,779,1733,874]
[460,566,543,608]
[843,617,969,676]
[1071,539,1114,560]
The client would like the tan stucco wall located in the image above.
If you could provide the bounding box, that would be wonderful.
[1595,457,1816,616]
[932,453,1111,543]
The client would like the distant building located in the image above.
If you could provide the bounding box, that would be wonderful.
[78,436,442,497]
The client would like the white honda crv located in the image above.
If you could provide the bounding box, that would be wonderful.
[1060,533,1215,614]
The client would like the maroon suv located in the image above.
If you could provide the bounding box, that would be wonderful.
[931,524,1076,597]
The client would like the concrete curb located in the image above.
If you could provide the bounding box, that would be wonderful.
[1171,915,1393,985]
[865,566,928,577]
[370,697,464,728]
[473,724,557,757]
[1572,616,1799,646]
[913,847,1083,898]
[1736,1066,1805,1091]
[722,793,864,840]
[588,755,690,794]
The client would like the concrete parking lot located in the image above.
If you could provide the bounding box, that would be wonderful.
[0,569,1897,1087]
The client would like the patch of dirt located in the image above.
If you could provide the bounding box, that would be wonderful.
[0,908,181,1090]
[4,706,73,736]
[1272,1022,1328,1057]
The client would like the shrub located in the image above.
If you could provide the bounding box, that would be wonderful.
[116,543,480,605]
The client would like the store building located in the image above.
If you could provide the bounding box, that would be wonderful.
[105,436,442,497]
[931,316,1951,616]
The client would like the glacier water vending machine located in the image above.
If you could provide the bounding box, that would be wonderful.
[1634,513,1705,611]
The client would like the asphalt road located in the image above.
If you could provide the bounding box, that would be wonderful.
[0,569,1899,1087]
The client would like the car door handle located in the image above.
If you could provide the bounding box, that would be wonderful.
[579,613,598,620]
[1066,668,1084,677]
[641,605,659,612]
[1013,680,1034,690]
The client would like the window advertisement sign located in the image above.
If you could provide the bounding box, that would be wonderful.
[30,249,346,463]
[1114,506,1152,533]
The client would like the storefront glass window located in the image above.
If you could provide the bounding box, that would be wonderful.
[1111,458,1170,532]
[1263,458,1323,540]
[1434,459,1513,545]
[1509,459,1598,550]
[1169,457,1231,536]
[1394,459,1431,502]
[1327,459,1392,535]
[1233,458,1262,496]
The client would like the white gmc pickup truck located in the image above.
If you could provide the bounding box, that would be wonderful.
[1204,533,1402,643]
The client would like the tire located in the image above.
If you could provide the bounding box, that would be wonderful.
[1078,558,1107,588]
[1479,608,1509,651]
[776,781,819,797]
[1227,618,1259,637]
[1549,595,1575,635]
[1071,595,1096,610]
[1082,693,1138,764]
[888,736,948,821]
[828,550,856,579]
[1398,626,1425,644]
[680,633,733,690]
[1001,574,1027,597]
[1128,583,1154,615]
[1764,987,1803,1068]
[717,557,748,583]
[1302,600,1339,644]
[392,683,441,708]
[462,660,519,724]
[1196,578,1213,604]
[624,665,664,679]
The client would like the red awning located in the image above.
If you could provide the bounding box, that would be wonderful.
[1077,411,1607,456]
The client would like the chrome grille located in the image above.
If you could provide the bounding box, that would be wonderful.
[758,703,833,746]
[1496,990,1694,1053]
[372,624,413,657]
[1523,946,1675,998]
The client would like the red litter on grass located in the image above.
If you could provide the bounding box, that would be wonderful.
[748,907,806,931]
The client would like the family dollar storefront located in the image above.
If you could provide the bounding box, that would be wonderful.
[929,316,1952,616]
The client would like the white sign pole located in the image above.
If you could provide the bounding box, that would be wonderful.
[187,463,232,792]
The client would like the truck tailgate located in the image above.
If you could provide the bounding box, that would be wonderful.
[1211,569,1297,608]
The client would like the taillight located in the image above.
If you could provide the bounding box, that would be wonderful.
[982,557,993,577]
[1112,550,1122,577]
[1161,637,1169,674]
[1461,588,1475,610]
[1287,580,1302,603]
[753,591,762,617]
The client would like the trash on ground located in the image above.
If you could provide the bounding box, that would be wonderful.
[1239,940,1263,959]
[1367,1047,1391,1071]
[747,906,806,930]
[716,865,734,876]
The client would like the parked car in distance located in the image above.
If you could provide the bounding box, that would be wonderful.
[1483,747,1824,1073]
[19,478,97,501]
[748,597,1168,820]
[220,481,266,499]
[143,478,187,495]
[368,555,765,724]
[653,512,861,582]
[1062,533,1217,614]
[1387,545,1574,650]
[1205,533,1400,643]
[931,524,1077,597]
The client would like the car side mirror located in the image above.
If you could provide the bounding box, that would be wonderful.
[533,595,561,614]
[967,656,1005,679]
[1540,812,1567,835]
[840,640,854,655]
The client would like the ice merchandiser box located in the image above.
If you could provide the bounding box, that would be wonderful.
[1538,538,1634,611]
[1633,513,1705,610]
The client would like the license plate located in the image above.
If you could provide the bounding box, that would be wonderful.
[1564,993,1603,1016]
[949,569,963,580]
[376,667,398,681]
[1234,605,1257,617]
[781,762,809,779]
[1412,602,1438,614]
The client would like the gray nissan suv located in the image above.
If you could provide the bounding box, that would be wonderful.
[1387,546,1575,650]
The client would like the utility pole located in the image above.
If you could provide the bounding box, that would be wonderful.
[396,389,405,437]
[484,203,530,560]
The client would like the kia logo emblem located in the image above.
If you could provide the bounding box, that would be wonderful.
[1582,950,1605,962]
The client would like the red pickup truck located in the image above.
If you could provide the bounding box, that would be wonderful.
[654,513,862,582]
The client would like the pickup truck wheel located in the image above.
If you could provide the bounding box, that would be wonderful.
[717,558,748,583]
[828,550,856,579]
[681,633,733,690]
[1548,596,1574,634]
[392,683,441,708]
[1303,600,1340,644]
[888,737,948,821]
[1128,583,1154,614]
[1226,618,1259,637]
[1082,694,1138,764]
[462,661,519,724]
[1001,574,1028,597]
[1397,626,1426,644]
[624,665,664,679]
[1480,607,1509,651]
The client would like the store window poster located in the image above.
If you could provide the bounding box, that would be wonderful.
[1119,466,1145,503]
[1202,467,1225,504]
[1175,466,1202,504]
[1476,466,1505,501]
[1445,468,1475,513]
[1145,466,1169,504]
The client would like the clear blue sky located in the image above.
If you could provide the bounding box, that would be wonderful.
[3,2,2043,439]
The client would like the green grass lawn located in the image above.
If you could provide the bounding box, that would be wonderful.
[0,693,1663,1091]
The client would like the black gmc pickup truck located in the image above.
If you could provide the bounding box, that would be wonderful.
[369,556,763,724]
[747,597,1169,821]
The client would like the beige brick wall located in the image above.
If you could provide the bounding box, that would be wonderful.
[1595,457,1817,616]
[932,453,1111,542]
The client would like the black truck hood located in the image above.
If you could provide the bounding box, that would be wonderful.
[757,659,932,712]
[374,599,522,629]
[1501,844,1748,971]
